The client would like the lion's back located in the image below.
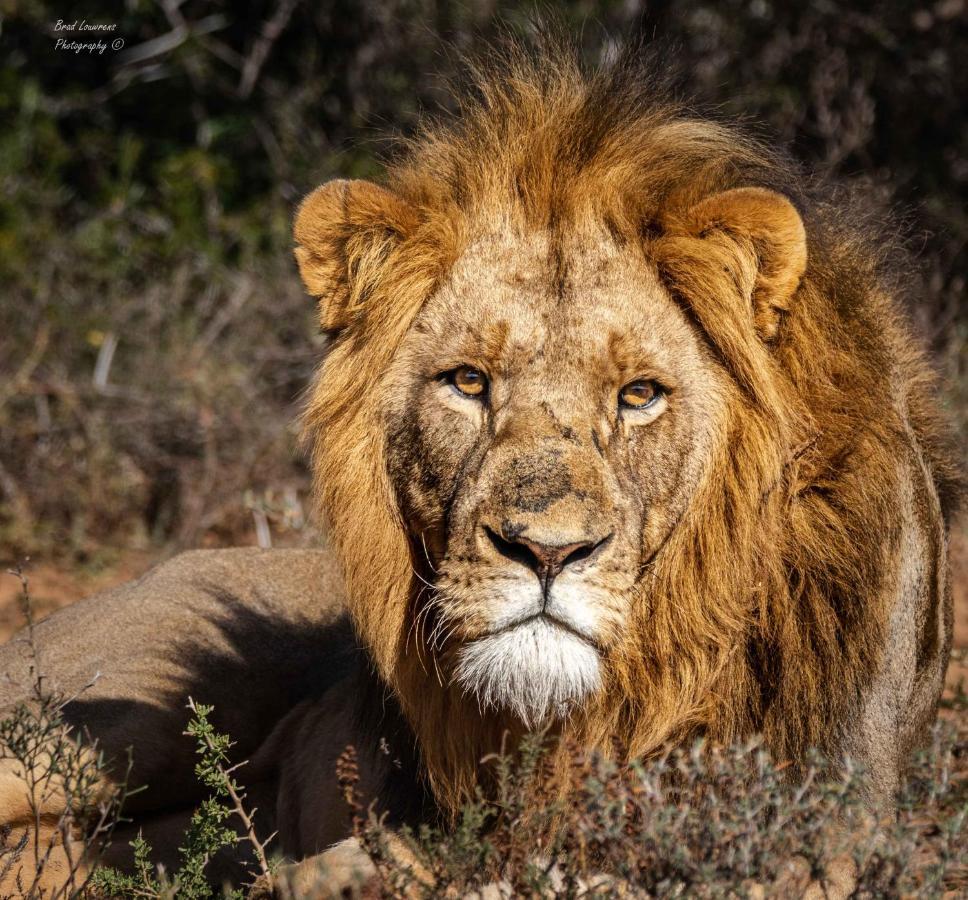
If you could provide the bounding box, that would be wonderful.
[0,547,356,810]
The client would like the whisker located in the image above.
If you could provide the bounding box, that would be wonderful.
[414,592,441,655]
[405,585,431,673]
[431,652,446,688]
[419,531,440,575]
[428,614,449,649]
[432,618,464,653]
[409,562,437,591]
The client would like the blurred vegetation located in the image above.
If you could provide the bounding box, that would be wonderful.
[0,0,965,561]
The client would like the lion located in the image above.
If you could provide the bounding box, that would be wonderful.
[0,40,961,896]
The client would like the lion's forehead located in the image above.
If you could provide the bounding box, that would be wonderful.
[410,227,702,379]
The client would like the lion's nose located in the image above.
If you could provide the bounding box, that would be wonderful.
[485,526,609,595]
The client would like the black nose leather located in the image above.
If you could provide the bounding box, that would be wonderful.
[485,527,607,595]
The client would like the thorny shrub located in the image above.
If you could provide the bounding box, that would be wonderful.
[0,573,275,900]
[0,569,130,898]
[88,700,276,900]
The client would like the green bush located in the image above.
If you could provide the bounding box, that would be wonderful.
[90,701,274,900]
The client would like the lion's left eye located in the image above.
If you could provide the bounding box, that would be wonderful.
[619,379,663,410]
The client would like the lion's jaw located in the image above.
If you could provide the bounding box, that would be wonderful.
[442,548,616,726]
[383,227,729,727]
[440,530,619,726]
[445,553,616,725]
[454,616,601,727]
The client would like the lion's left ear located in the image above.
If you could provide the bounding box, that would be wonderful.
[670,187,807,342]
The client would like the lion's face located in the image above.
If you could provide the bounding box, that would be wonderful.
[297,171,808,767]
[381,228,730,725]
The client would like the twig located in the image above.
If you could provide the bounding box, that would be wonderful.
[117,14,227,67]
[189,278,254,364]
[238,0,300,98]
[0,458,32,524]
[252,509,272,549]
[0,323,49,413]
[157,0,187,30]
[224,772,276,891]
[185,698,275,891]
[92,332,118,392]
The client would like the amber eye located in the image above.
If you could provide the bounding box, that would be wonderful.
[619,379,662,410]
[450,365,488,398]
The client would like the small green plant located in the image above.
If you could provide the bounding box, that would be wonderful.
[89,700,275,899]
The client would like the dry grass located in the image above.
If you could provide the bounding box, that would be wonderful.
[344,728,968,898]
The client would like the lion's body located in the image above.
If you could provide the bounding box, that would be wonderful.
[0,549,348,801]
[0,40,960,894]
[0,550,417,890]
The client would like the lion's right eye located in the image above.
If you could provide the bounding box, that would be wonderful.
[449,365,488,399]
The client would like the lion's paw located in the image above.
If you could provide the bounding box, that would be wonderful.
[269,838,378,899]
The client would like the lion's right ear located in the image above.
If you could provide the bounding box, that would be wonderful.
[293,179,417,333]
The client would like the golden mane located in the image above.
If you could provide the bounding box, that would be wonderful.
[300,39,963,813]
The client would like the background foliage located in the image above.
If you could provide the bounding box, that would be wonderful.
[0,0,965,561]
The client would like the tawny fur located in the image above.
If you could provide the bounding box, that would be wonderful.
[297,42,961,813]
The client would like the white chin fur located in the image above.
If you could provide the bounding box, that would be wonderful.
[453,618,601,728]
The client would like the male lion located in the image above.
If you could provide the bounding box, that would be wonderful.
[0,43,961,896]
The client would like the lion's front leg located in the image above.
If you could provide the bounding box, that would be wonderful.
[0,752,105,897]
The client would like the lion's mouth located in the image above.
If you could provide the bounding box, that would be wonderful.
[483,611,599,650]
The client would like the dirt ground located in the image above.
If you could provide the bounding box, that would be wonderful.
[949,525,968,697]
[1,527,966,697]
